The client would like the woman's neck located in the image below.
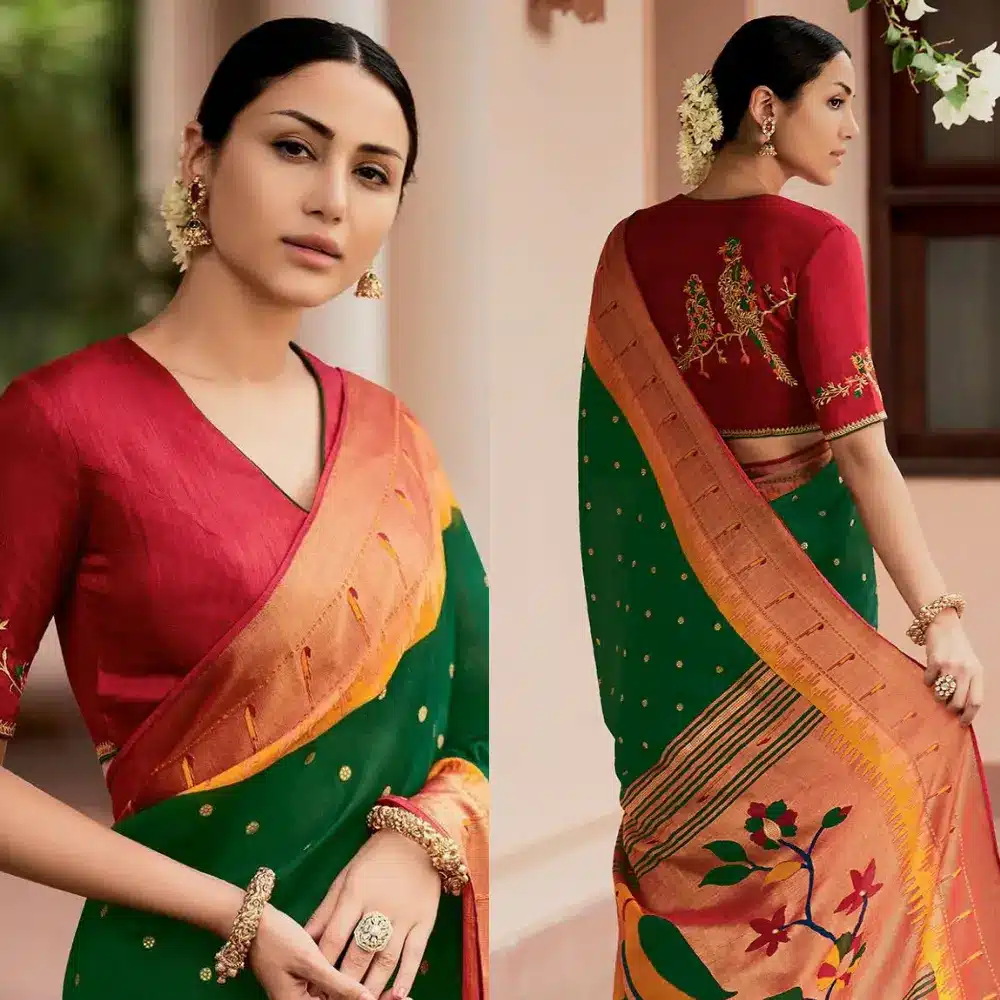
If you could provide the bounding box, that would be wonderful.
[141,252,304,384]
[688,144,790,201]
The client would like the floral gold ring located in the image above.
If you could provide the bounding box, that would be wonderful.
[353,911,393,954]
[933,673,958,702]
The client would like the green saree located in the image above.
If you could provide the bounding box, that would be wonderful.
[579,223,1000,1000]
[64,375,489,1000]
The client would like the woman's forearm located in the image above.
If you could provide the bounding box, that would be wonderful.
[0,763,243,940]
[832,429,951,616]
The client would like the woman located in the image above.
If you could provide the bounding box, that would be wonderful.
[0,18,487,1000]
[579,16,999,999]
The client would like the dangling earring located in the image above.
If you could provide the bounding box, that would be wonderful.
[355,268,383,299]
[759,117,777,157]
[161,171,212,271]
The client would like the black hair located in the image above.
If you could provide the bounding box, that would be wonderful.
[710,16,849,149]
[196,17,418,186]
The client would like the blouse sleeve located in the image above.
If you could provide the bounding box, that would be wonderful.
[0,377,82,739]
[796,223,887,440]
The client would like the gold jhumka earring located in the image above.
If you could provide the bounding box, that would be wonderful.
[759,117,777,157]
[161,172,213,271]
[355,268,383,299]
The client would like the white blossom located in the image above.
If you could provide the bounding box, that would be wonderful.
[972,43,1000,99]
[932,94,971,130]
[934,63,960,95]
[676,73,724,188]
[904,0,938,21]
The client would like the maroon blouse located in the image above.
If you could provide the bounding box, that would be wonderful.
[624,193,886,441]
[0,337,345,760]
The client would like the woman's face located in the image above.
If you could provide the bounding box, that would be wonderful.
[773,52,859,186]
[187,60,410,307]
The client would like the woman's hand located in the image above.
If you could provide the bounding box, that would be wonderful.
[923,610,985,727]
[249,904,376,1000]
[305,829,442,1000]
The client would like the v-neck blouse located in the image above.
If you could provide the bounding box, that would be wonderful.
[0,336,346,757]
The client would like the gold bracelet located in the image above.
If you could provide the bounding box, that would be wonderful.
[214,867,276,984]
[367,804,470,896]
[905,593,966,647]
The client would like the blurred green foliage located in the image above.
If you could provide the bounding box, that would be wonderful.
[0,0,174,385]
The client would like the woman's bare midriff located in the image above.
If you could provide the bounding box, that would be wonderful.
[726,430,826,467]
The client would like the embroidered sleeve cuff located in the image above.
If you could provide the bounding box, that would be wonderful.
[824,410,887,441]
[0,719,16,739]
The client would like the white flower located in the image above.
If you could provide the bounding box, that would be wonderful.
[965,76,998,123]
[904,0,938,20]
[934,63,960,95]
[932,93,970,129]
[972,42,1000,99]
[676,73,724,187]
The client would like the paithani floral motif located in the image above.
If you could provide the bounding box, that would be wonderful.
[700,801,875,1000]
[811,348,882,409]
[0,620,27,698]
[677,238,798,386]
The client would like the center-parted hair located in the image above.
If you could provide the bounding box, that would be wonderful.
[196,17,419,187]
[710,16,849,149]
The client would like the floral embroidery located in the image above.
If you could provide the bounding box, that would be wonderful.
[700,801,877,1000]
[0,620,27,698]
[812,348,881,409]
[676,238,798,386]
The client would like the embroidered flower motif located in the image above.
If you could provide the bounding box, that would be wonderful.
[676,73,724,187]
[746,906,790,956]
[817,934,866,992]
[835,859,883,914]
[812,348,882,408]
[745,800,798,850]
[0,622,27,697]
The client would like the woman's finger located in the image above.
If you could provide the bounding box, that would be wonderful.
[305,871,347,941]
[947,669,971,715]
[303,954,377,1000]
[961,672,984,727]
[360,925,408,998]
[924,657,941,686]
[319,893,366,972]
[383,924,430,1000]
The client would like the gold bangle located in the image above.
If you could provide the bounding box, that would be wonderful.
[214,867,276,984]
[367,804,470,896]
[905,593,966,647]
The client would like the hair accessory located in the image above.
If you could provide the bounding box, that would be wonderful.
[676,72,724,187]
[758,116,777,157]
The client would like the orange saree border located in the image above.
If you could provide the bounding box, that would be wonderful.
[107,374,452,819]
[381,756,490,1000]
[586,220,1000,999]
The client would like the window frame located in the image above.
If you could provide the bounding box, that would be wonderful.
[867,5,1000,475]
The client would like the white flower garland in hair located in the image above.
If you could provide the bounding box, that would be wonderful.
[160,174,192,271]
[676,73,725,188]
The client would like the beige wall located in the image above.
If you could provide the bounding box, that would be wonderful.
[488,1,647,948]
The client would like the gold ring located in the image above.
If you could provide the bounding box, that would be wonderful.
[353,911,393,954]
[934,673,958,702]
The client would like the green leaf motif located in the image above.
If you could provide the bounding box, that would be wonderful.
[821,806,850,828]
[765,990,805,1000]
[854,942,868,965]
[893,40,916,73]
[835,932,854,960]
[704,840,749,864]
[700,864,753,887]
[847,0,869,10]
[765,800,789,821]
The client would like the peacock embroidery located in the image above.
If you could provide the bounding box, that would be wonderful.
[677,237,798,385]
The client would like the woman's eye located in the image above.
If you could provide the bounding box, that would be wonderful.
[356,165,390,185]
[274,139,313,160]
[829,97,845,110]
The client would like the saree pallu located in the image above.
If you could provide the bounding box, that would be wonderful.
[579,222,1000,1000]
[63,374,489,1000]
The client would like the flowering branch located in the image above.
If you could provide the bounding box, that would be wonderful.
[850,0,1000,128]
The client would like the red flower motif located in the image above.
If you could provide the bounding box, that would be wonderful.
[835,859,884,915]
[745,801,799,850]
[746,906,791,957]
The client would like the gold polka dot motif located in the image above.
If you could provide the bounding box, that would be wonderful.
[383,785,392,796]
[420,959,430,975]
[246,821,260,835]
[437,734,445,749]
[339,766,352,782]
[100,904,109,918]
[143,936,156,949]
[418,706,429,722]
[199,803,213,817]
[304,751,316,765]
[73,973,80,987]
[675,660,683,669]
[449,663,456,678]
[200,968,213,982]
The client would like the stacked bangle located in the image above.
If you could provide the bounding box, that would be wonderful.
[367,803,470,896]
[214,867,276,984]
[905,593,966,647]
